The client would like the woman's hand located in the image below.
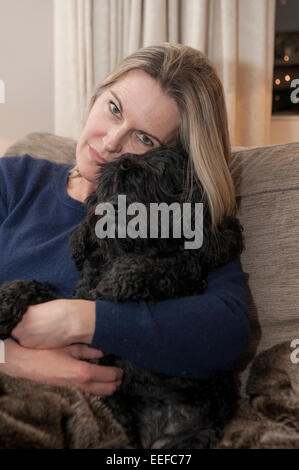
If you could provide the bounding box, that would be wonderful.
[0,338,123,396]
[11,299,96,349]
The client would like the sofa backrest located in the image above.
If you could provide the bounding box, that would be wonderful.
[2,132,77,163]
[230,142,299,394]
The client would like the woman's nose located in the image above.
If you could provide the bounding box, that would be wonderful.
[103,128,124,155]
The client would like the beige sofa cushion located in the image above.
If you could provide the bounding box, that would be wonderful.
[3,132,76,164]
[230,142,299,393]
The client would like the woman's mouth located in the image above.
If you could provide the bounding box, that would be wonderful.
[88,145,107,165]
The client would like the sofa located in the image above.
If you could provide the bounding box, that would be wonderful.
[2,132,299,447]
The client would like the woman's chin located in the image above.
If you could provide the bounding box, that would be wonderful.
[79,163,101,184]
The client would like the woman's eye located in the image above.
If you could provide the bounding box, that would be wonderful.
[138,133,154,147]
[109,101,153,147]
[109,101,121,117]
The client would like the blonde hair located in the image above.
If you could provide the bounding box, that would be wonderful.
[86,43,236,229]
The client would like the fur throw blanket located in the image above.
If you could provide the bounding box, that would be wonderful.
[0,371,128,449]
[218,341,299,449]
[0,146,244,449]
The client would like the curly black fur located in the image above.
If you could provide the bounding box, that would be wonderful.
[0,145,244,449]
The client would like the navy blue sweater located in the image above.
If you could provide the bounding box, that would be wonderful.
[0,155,250,378]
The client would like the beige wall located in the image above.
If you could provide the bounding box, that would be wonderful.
[0,0,54,144]
[270,116,299,145]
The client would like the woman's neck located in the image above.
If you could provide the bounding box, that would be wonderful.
[66,175,97,203]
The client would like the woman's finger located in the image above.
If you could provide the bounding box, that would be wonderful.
[84,361,124,383]
[79,380,122,396]
[66,343,104,360]
[65,344,123,390]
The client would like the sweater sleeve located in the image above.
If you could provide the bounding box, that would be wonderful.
[0,160,8,224]
[90,257,251,379]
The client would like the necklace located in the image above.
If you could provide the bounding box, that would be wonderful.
[69,166,82,178]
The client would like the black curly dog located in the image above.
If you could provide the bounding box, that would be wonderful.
[0,146,244,449]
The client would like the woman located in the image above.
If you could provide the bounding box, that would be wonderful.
[0,43,250,397]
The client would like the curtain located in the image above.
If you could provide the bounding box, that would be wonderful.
[54,0,93,139]
[54,0,276,147]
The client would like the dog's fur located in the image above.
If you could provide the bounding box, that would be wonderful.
[218,341,299,449]
[0,146,244,449]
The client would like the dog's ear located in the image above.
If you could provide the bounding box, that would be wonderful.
[218,216,245,259]
[207,217,244,267]
[199,215,244,271]
[69,221,91,271]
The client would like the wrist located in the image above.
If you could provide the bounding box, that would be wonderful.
[70,299,96,344]
[0,338,24,377]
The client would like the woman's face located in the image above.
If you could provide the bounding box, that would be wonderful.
[76,69,181,183]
